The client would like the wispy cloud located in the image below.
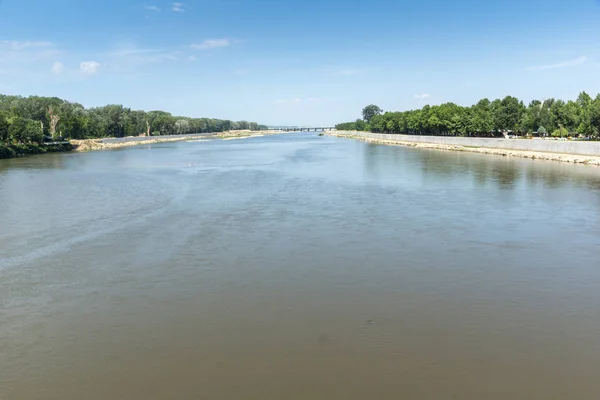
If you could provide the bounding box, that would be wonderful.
[106,47,163,57]
[190,39,231,50]
[0,40,63,74]
[274,97,323,104]
[172,2,185,12]
[93,45,185,75]
[0,40,52,50]
[335,69,361,76]
[528,56,587,71]
[51,61,64,74]
[414,93,430,100]
[80,61,101,75]
[275,98,302,104]
[105,46,180,67]
[144,5,160,11]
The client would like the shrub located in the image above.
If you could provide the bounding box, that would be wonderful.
[11,144,44,156]
[551,127,569,138]
[0,144,17,159]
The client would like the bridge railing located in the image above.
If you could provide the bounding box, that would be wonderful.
[270,127,334,132]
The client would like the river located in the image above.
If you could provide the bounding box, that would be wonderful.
[1,133,600,399]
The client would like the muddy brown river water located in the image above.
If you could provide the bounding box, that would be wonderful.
[1,133,600,399]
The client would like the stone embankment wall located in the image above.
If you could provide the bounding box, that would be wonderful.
[336,132,600,156]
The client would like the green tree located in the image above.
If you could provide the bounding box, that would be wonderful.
[575,91,594,136]
[175,119,191,134]
[494,96,524,132]
[8,116,27,143]
[354,119,366,131]
[0,112,9,142]
[551,127,569,138]
[549,100,568,132]
[362,105,383,123]
[8,116,43,144]
[334,92,600,140]
[469,99,493,135]
[369,114,386,132]
[588,94,600,138]
[520,100,541,133]
[24,120,44,144]
[0,93,265,143]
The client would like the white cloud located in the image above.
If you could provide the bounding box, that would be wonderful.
[172,2,185,12]
[0,40,52,50]
[144,5,161,11]
[51,61,64,74]
[528,56,587,71]
[414,93,430,100]
[190,39,231,50]
[80,61,101,75]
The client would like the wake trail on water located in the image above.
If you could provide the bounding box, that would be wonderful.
[0,182,191,272]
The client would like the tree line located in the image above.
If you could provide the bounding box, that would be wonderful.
[336,92,600,139]
[0,93,268,146]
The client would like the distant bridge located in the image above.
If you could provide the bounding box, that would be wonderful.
[269,127,335,132]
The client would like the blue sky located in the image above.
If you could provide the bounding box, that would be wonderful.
[1,0,599,126]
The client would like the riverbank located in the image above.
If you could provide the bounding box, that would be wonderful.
[71,130,283,152]
[0,143,74,159]
[328,131,600,166]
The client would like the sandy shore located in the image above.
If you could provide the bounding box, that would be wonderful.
[71,130,283,152]
[327,131,600,166]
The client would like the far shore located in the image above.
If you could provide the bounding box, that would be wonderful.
[71,130,283,152]
[327,131,600,166]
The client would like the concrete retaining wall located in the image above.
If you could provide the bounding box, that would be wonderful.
[338,132,600,156]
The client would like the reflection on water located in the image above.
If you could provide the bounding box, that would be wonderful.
[362,142,600,191]
[0,152,68,171]
[2,134,600,400]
